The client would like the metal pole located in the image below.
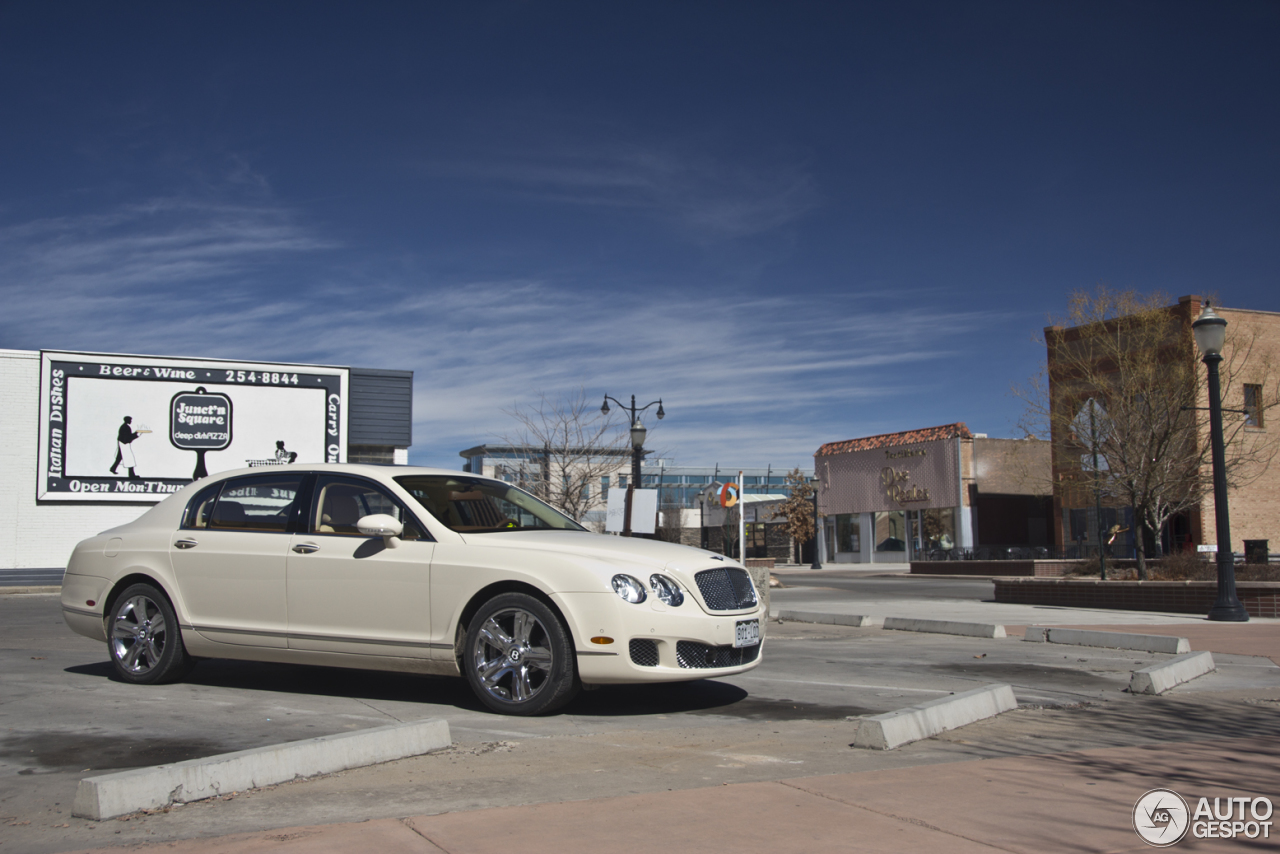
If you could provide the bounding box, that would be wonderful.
[1091,401,1107,581]
[623,396,637,537]
[1205,352,1248,621]
[810,483,822,569]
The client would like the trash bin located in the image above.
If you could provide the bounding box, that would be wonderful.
[1244,540,1269,564]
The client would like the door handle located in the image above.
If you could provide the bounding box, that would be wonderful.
[292,543,319,554]
[174,539,199,550]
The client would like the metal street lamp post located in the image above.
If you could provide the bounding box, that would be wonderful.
[1192,303,1248,622]
[601,394,664,537]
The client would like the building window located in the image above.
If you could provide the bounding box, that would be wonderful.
[619,476,628,489]
[1244,384,1263,428]
[835,514,860,553]
[601,475,610,493]
[874,510,906,552]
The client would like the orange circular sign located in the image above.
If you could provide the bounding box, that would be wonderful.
[719,482,740,508]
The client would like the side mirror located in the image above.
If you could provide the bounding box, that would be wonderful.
[357,514,404,549]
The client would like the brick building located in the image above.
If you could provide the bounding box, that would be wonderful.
[1045,296,1279,559]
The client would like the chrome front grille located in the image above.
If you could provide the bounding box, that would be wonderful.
[693,567,758,611]
[629,639,659,667]
[675,640,760,669]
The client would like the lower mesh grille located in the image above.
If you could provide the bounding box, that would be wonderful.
[629,639,659,667]
[675,640,760,669]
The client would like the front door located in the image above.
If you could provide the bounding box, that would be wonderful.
[286,475,436,658]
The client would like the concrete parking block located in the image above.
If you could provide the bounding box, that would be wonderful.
[775,609,883,627]
[852,683,1017,750]
[73,718,451,821]
[882,617,1006,638]
[1026,626,1190,654]
[1129,651,1216,695]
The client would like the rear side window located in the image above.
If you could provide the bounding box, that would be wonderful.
[210,474,306,533]
[183,482,223,529]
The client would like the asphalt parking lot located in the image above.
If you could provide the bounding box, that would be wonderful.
[4,584,1280,853]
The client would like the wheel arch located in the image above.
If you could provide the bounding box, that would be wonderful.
[102,572,179,631]
[453,580,577,666]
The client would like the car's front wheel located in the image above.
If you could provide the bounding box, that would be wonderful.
[463,593,578,715]
[107,583,195,684]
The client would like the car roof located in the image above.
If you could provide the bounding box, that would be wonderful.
[206,463,498,481]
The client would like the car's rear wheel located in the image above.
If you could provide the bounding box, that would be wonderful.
[464,593,578,715]
[107,583,195,684]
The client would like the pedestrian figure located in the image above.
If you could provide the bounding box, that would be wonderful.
[275,440,297,464]
[110,416,143,479]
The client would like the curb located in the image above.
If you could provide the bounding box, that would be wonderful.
[775,610,883,627]
[883,617,1006,638]
[73,718,452,821]
[1023,627,1190,654]
[0,586,60,595]
[1129,651,1216,695]
[852,684,1018,750]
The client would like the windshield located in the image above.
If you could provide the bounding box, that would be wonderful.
[395,475,586,533]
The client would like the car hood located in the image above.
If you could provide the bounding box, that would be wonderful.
[458,529,739,573]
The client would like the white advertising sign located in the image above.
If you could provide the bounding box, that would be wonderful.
[38,351,349,503]
[605,487,658,534]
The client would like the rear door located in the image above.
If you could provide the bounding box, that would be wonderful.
[285,475,437,658]
[169,473,306,648]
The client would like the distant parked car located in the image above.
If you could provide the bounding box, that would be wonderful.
[60,464,764,715]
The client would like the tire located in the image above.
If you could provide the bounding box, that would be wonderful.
[463,593,579,716]
[107,582,195,685]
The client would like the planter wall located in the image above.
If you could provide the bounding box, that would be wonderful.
[911,559,1144,577]
[992,577,1280,618]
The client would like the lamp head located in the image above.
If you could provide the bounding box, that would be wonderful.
[630,419,647,450]
[1192,302,1228,356]
[600,396,610,415]
[656,400,665,420]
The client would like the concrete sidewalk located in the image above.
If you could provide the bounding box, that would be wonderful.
[64,736,1280,853]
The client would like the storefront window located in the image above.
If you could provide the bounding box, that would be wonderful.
[920,507,956,551]
[835,514,860,553]
[874,510,906,552]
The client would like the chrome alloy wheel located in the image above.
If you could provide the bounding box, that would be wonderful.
[110,595,168,675]
[470,607,554,704]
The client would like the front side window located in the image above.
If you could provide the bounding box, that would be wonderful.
[396,475,585,533]
[311,476,424,539]
[210,474,305,533]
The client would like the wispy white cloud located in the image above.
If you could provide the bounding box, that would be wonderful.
[429,140,819,240]
[0,196,997,468]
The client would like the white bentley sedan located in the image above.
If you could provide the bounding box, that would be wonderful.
[60,465,764,715]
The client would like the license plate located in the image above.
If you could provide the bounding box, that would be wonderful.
[734,619,760,648]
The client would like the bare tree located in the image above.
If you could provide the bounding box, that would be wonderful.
[1016,287,1279,577]
[769,468,815,563]
[498,391,629,523]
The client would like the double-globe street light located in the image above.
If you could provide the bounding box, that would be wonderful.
[1191,303,1248,622]
[601,394,664,537]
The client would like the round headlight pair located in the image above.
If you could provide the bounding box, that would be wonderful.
[610,573,685,607]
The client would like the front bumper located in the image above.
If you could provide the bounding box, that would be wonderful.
[553,591,765,684]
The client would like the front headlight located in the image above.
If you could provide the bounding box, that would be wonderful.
[611,574,647,604]
[649,574,684,607]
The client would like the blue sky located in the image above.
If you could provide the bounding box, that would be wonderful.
[2,2,1277,469]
